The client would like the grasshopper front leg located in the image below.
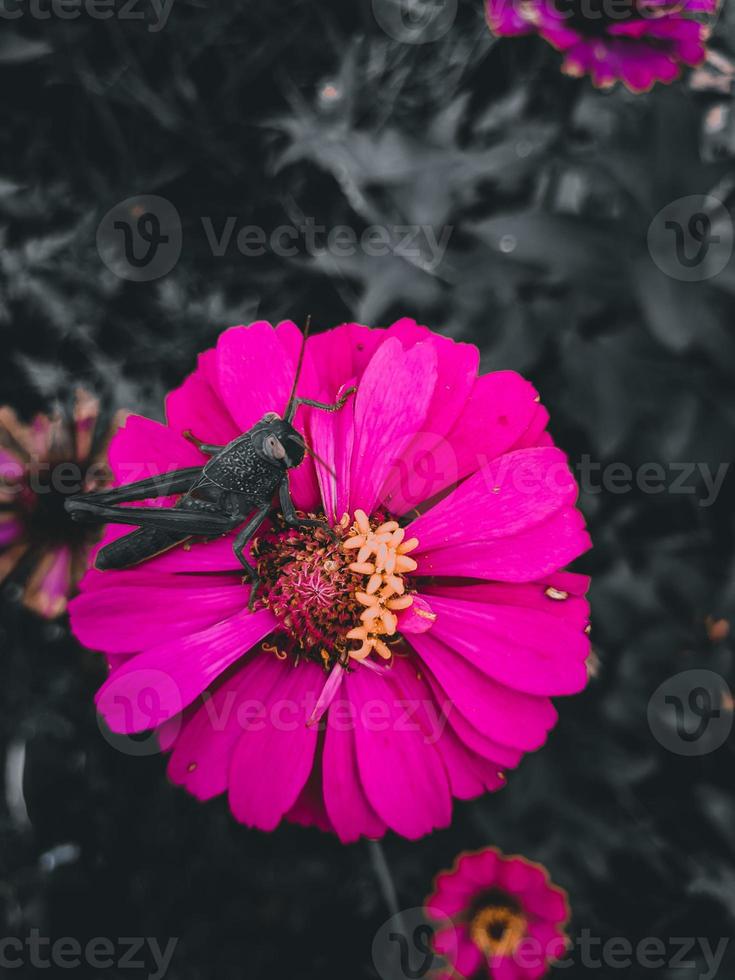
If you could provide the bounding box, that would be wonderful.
[232,502,272,610]
[278,478,336,537]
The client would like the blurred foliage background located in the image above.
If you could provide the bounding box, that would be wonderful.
[1,0,735,977]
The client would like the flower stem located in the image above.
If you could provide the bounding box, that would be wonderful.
[368,839,400,919]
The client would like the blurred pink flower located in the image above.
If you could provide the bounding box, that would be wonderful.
[426,847,570,980]
[486,0,716,93]
[70,319,591,841]
[0,391,123,618]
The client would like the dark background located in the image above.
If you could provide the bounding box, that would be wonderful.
[1,1,735,977]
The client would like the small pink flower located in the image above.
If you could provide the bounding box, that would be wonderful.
[486,0,716,93]
[70,319,591,841]
[426,847,570,980]
[0,391,123,618]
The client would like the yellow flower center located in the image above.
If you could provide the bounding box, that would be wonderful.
[342,508,418,662]
[469,904,528,958]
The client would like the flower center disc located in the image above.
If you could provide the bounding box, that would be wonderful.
[469,904,528,958]
[253,510,418,670]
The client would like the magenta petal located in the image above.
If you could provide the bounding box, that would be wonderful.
[425,595,589,696]
[430,727,489,800]
[349,338,438,515]
[156,714,183,752]
[439,928,483,979]
[409,631,557,750]
[323,702,388,843]
[522,882,569,922]
[489,955,523,980]
[309,380,356,522]
[308,663,346,726]
[347,663,452,839]
[166,668,255,800]
[284,770,333,833]
[0,518,22,548]
[424,576,589,631]
[215,322,296,430]
[383,364,533,517]
[167,654,286,801]
[409,447,579,552]
[379,325,478,511]
[397,595,436,634]
[457,849,503,886]
[70,575,246,654]
[511,403,550,450]
[416,506,591,582]
[427,874,478,918]
[421,670,523,768]
[165,348,240,445]
[228,659,322,831]
[448,371,542,474]
[390,657,504,801]
[285,458,321,513]
[109,415,205,485]
[486,0,536,34]
[274,321,323,510]
[306,322,386,395]
[498,855,538,895]
[95,608,277,733]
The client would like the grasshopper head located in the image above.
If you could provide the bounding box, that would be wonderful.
[253,413,305,469]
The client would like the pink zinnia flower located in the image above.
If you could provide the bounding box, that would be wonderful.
[0,390,122,618]
[426,847,569,980]
[69,319,591,841]
[486,0,716,93]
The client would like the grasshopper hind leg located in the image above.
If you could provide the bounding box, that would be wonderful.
[95,526,193,570]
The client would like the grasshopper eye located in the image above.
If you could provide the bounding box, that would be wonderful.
[263,434,287,462]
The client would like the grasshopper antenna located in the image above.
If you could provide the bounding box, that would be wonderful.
[284,315,311,423]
